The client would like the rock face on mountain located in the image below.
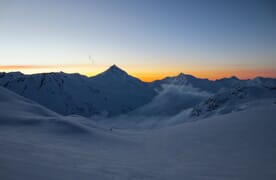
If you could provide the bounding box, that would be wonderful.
[0,65,156,117]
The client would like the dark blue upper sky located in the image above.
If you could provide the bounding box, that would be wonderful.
[0,0,275,79]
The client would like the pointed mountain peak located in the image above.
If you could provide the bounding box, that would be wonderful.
[91,64,132,80]
[110,64,118,68]
[104,64,127,74]
[90,64,144,83]
[108,64,124,72]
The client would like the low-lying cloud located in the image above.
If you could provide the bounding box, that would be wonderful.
[132,84,211,116]
[94,84,212,128]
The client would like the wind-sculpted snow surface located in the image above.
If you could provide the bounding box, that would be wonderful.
[1,86,276,180]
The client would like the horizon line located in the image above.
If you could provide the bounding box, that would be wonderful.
[1,64,276,82]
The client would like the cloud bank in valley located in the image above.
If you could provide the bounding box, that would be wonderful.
[96,84,212,128]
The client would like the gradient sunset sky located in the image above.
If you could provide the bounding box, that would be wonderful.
[0,0,275,81]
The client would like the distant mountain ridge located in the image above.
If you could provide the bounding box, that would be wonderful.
[0,65,156,117]
[1,65,276,118]
[150,73,244,93]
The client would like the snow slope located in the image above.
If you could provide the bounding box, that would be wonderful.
[0,65,156,117]
[191,85,276,118]
[0,86,103,133]
[1,86,276,180]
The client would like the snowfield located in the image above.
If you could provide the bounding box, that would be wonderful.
[1,86,276,180]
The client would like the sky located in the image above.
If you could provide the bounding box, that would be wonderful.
[0,0,275,81]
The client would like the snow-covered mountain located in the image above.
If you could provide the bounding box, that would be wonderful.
[1,85,276,180]
[247,77,276,89]
[92,74,276,128]
[191,84,276,118]
[89,65,157,114]
[0,72,276,179]
[151,73,243,93]
[0,65,156,117]
[1,67,275,120]
[0,71,24,85]
[0,86,102,132]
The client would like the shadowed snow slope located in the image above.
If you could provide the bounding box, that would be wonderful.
[0,86,276,180]
[0,87,106,134]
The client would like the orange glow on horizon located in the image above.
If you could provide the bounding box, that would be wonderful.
[1,64,276,82]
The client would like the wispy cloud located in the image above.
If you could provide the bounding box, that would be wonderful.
[0,65,52,70]
[0,64,89,70]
